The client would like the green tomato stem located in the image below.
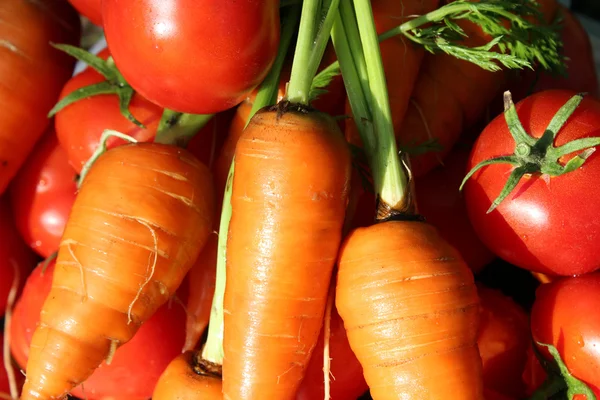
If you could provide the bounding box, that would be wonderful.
[201,160,234,365]
[350,0,410,214]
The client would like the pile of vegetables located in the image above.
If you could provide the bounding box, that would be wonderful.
[1,0,600,399]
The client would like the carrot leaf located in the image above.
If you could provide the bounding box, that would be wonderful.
[309,61,341,103]
[379,0,565,74]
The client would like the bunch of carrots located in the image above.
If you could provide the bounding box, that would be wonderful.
[0,0,598,399]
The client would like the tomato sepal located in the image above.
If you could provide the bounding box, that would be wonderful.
[461,90,600,213]
[47,44,145,128]
[528,341,597,400]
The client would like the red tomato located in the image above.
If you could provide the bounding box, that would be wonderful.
[464,90,600,276]
[68,0,102,26]
[102,0,280,114]
[0,197,38,316]
[477,284,530,399]
[522,345,547,397]
[0,334,25,398]
[296,306,368,400]
[55,49,163,173]
[530,274,600,396]
[415,145,495,273]
[9,129,77,258]
[11,260,187,400]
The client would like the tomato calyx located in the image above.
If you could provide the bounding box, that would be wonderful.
[461,91,600,213]
[528,342,597,400]
[47,44,145,128]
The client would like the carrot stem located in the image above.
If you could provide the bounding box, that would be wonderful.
[341,0,409,212]
[154,111,214,147]
[201,160,234,365]
[248,4,301,126]
[286,0,340,105]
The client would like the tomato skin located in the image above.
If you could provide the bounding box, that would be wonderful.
[11,260,187,400]
[9,129,77,258]
[477,284,530,399]
[68,0,102,26]
[0,0,80,195]
[464,90,600,276]
[55,49,163,173]
[102,0,280,114]
[415,145,495,273]
[296,306,368,400]
[0,197,38,316]
[530,274,600,396]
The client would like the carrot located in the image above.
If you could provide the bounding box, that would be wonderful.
[0,0,80,194]
[221,2,351,398]
[152,352,222,400]
[183,234,218,353]
[21,141,215,400]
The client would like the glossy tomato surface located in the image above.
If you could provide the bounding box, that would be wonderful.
[530,274,600,396]
[464,90,600,276]
[11,260,187,400]
[415,145,495,273]
[9,129,77,258]
[102,0,280,114]
[55,49,163,173]
[0,197,38,316]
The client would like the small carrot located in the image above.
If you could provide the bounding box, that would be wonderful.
[221,1,351,398]
[152,352,222,400]
[0,0,80,194]
[183,234,218,353]
[333,1,484,397]
[21,140,215,400]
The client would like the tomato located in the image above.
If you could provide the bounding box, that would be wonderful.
[477,284,530,399]
[11,259,187,400]
[102,0,280,114]
[0,197,38,316]
[9,129,77,258]
[296,306,368,400]
[530,274,600,396]
[464,90,600,276]
[55,49,163,173]
[0,334,25,399]
[0,0,80,195]
[522,344,547,397]
[68,0,102,26]
[415,145,495,273]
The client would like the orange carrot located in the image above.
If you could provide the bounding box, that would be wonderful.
[184,234,218,353]
[222,107,351,400]
[0,0,80,194]
[336,221,483,399]
[153,352,222,400]
[21,142,215,399]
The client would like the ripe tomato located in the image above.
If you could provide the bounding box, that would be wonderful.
[415,145,495,273]
[464,90,600,276]
[0,0,80,195]
[9,129,77,258]
[68,0,102,26]
[0,334,25,398]
[102,0,280,114]
[296,305,368,400]
[477,284,530,399]
[55,49,163,173]
[530,274,600,396]
[11,259,188,400]
[0,197,38,316]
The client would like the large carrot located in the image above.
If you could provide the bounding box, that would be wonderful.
[0,0,80,194]
[327,0,561,396]
[21,141,215,399]
[221,1,351,398]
